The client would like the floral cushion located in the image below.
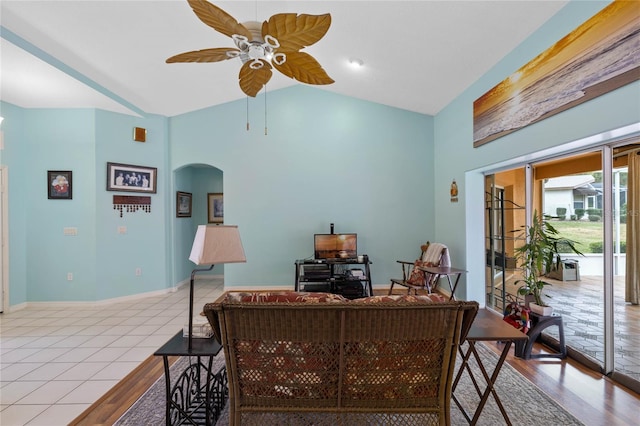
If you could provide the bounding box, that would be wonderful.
[406,260,436,285]
[224,291,347,304]
[351,294,447,304]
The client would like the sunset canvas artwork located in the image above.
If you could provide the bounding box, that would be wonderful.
[473,0,640,147]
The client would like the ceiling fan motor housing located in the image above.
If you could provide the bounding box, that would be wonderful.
[234,21,282,68]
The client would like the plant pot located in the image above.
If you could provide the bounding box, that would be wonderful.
[529,302,553,316]
[523,294,536,308]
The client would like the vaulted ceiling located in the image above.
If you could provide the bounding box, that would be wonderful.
[1,1,568,118]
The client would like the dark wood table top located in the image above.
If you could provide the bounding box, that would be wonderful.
[154,330,222,357]
[466,308,528,342]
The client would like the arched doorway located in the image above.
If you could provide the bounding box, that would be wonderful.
[173,164,223,285]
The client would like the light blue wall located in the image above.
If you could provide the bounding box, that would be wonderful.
[174,166,197,285]
[1,103,173,305]
[170,86,435,288]
[3,0,636,305]
[24,109,96,301]
[1,85,433,305]
[433,0,640,300]
[94,110,170,300]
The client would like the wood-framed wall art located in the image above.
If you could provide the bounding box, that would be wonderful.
[176,191,192,218]
[207,192,223,224]
[47,170,72,199]
[106,162,157,193]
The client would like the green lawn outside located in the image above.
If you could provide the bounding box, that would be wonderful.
[550,219,626,253]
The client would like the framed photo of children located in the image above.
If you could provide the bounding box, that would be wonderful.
[207,193,223,224]
[176,191,192,217]
[106,162,157,193]
[48,171,72,199]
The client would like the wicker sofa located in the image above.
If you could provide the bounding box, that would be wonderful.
[203,291,478,426]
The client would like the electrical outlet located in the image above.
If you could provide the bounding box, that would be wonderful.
[63,227,78,236]
[118,226,127,234]
[67,272,73,281]
[135,268,142,276]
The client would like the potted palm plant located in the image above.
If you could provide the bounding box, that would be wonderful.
[514,210,582,315]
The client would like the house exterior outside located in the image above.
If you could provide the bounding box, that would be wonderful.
[544,175,598,219]
[544,174,628,219]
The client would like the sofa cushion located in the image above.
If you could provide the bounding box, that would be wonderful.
[224,291,347,304]
[350,294,447,304]
[406,261,436,285]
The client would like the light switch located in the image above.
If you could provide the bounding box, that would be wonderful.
[63,227,78,236]
[118,226,127,234]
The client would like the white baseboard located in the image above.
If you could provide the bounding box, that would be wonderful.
[7,276,225,311]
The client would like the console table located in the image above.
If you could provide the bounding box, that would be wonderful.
[294,258,373,298]
[154,331,227,426]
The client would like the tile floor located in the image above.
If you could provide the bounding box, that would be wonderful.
[0,278,224,426]
[491,273,640,383]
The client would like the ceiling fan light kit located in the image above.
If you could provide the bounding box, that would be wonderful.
[167,0,334,98]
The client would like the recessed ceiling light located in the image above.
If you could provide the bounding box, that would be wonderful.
[349,58,364,68]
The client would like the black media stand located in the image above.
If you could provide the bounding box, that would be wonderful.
[294,258,373,299]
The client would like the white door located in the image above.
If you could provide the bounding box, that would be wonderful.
[0,166,6,312]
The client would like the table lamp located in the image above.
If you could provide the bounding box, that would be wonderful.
[187,225,246,350]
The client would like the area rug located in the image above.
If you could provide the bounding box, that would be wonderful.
[116,342,584,425]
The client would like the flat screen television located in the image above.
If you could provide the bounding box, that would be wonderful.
[314,233,357,260]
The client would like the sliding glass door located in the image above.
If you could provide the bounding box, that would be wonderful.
[484,141,639,391]
[610,144,639,388]
[484,168,526,313]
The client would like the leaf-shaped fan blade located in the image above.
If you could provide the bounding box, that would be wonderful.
[262,13,331,52]
[187,0,252,40]
[166,47,240,63]
[272,51,334,85]
[239,61,273,97]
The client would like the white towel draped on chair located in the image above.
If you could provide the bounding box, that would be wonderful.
[422,243,450,267]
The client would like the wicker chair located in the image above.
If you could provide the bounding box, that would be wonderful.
[204,291,478,426]
[388,241,450,295]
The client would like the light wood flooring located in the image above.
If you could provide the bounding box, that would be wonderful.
[492,272,640,383]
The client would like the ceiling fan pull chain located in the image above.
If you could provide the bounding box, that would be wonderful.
[246,96,250,131]
[264,85,268,136]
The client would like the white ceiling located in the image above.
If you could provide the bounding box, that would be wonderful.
[0,0,569,118]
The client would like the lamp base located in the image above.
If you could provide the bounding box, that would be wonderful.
[184,318,214,339]
[188,264,215,351]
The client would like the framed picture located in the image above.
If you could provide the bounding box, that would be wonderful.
[207,193,223,224]
[47,170,72,199]
[106,162,157,193]
[176,191,192,217]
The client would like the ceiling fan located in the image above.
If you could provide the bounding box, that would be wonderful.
[167,0,334,97]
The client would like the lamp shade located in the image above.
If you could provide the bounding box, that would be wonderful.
[189,225,246,265]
